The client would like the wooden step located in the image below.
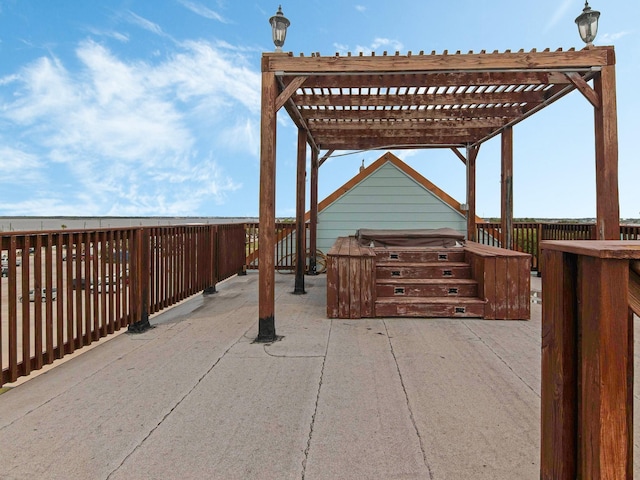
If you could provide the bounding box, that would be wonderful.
[374,248,465,263]
[376,262,471,280]
[377,278,478,298]
[375,296,485,318]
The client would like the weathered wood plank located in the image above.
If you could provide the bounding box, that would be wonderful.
[337,238,351,319]
[540,249,577,480]
[258,66,278,340]
[577,256,631,479]
[466,146,478,241]
[494,257,507,320]
[361,256,373,317]
[294,127,306,294]
[349,255,361,319]
[541,240,640,258]
[326,248,339,318]
[593,65,620,240]
[501,127,513,250]
[518,256,531,319]
[266,48,613,73]
[506,256,519,319]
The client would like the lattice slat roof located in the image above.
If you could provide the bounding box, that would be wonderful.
[264,47,614,151]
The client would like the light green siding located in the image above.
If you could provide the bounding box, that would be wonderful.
[316,162,467,254]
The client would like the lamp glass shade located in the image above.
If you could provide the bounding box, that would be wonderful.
[575,3,600,44]
[269,6,290,51]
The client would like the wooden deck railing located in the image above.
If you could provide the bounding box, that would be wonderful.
[1,224,245,386]
[475,222,640,273]
[541,240,638,478]
[245,222,310,271]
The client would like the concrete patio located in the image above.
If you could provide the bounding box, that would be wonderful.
[0,271,637,479]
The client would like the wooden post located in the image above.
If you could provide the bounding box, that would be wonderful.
[593,63,620,240]
[128,228,151,333]
[501,127,513,250]
[294,127,307,294]
[258,56,278,342]
[540,240,636,479]
[540,248,577,479]
[309,148,319,275]
[466,145,479,242]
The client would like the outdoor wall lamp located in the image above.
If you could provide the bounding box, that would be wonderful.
[575,1,600,46]
[269,5,290,52]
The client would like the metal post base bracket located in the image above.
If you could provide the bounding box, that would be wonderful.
[128,312,153,334]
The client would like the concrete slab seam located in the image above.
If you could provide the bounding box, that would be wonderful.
[462,321,540,398]
[104,321,256,480]
[301,318,333,480]
[383,319,434,480]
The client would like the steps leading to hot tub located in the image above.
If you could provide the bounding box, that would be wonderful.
[326,237,530,320]
[374,247,485,318]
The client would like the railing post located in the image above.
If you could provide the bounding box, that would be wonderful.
[203,225,218,295]
[128,228,151,333]
[293,127,307,294]
[540,240,635,479]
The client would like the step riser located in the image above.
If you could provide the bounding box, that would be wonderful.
[375,302,485,318]
[377,284,478,298]
[375,251,466,263]
[376,266,471,280]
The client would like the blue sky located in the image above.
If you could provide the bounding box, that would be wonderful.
[0,0,637,219]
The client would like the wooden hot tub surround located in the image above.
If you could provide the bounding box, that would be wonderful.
[327,236,530,320]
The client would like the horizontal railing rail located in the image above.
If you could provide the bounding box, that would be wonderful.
[475,222,640,273]
[1,224,245,386]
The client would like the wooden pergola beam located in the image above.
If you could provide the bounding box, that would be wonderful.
[264,48,612,73]
[466,145,480,241]
[501,127,513,250]
[275,75,308,112]
[288,70,573,89]
[308,118,509,130]
[301,107,526,121]
[450,147,467,165]
[257,57,279,343]
[294,128,307,294]
[565,72,600,108]
[309,148,319,274]
[593,65,620,240]
[294,90,548,107]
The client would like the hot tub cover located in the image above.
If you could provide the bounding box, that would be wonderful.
[355,228,465,248]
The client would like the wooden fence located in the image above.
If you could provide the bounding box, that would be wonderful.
[475,222,640,273]
[1,224,245,386]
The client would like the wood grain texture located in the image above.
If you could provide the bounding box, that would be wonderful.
[593,65,620,241]
[259,70,278,327]
[578,256,631,479]
[540,249,577,480]
[540,241,637,479]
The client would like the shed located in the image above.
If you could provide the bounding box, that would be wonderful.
[313,152,475,254]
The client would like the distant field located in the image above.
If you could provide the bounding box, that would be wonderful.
[0,217,257,233]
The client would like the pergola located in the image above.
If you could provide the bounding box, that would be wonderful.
[258,45,622,478]
[259,45,618,340]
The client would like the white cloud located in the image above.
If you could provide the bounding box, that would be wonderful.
[0,146,45,183]
[178,0,228,23]
[598,31,633,43]
[0,37,261,215]
[336,37,404,56]
[127,11,165,37]
[86,27,130,43]
[370,37,404,52]
[355,5,366,12]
